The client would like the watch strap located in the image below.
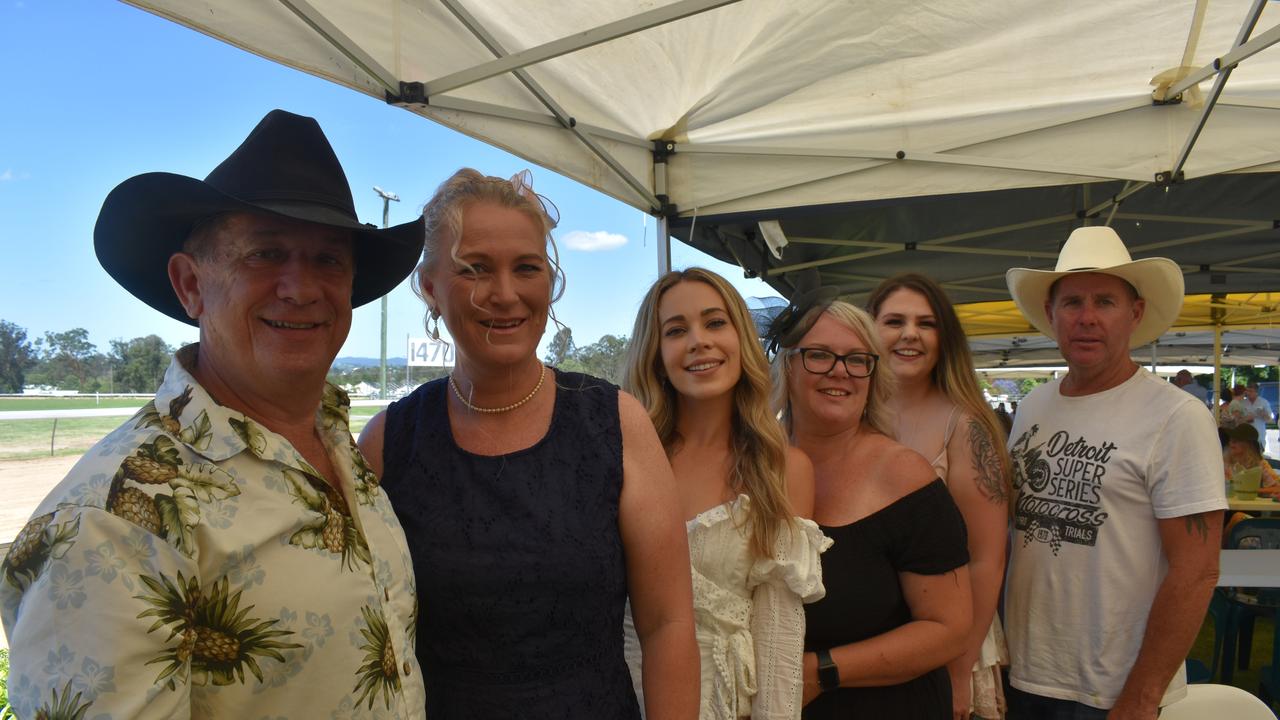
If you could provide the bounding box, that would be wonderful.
[816,647,840,692]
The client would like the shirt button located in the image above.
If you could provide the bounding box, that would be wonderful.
[384,587,390,601]
[403,660,412,676]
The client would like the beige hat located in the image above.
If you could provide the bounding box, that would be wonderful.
[1005,226,1184,348]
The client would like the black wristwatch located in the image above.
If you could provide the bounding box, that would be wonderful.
[816,648,840,692]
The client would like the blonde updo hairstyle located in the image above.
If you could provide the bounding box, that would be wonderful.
[413,168,565,325]
[770,300,897,437]
[623,268,793,558]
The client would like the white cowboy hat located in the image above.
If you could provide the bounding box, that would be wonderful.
[1005,226,1184,348]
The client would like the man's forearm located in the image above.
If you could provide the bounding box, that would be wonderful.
[1112,561,1218,715]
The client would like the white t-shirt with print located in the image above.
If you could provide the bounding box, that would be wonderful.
[1005,368,1227,710]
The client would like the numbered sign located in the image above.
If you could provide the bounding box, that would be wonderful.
[407,337,455,367]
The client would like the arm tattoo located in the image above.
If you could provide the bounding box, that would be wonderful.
[967,418,1009,504]
[1184,514,1210,543]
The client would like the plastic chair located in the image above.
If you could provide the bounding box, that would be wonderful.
[1161,683,1276,719]
[1213,518,1280,702]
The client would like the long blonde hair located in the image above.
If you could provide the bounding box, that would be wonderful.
[866,273,1012,492]
[624,268,793,558]
[770,301,897,437]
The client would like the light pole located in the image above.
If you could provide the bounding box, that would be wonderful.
[373,186,400,399]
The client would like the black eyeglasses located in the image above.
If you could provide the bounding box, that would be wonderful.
[791,348,878,377]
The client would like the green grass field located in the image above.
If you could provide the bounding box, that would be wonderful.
[0,413,377,460]
[0,397,149,411]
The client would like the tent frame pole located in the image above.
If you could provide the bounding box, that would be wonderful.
[438,0,661,212]
[1164,16,1280,99]
[1170,0,1269,180]
[277,0,400,93]
[423,0,740,96]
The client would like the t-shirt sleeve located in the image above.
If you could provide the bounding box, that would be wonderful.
[887,479,970,574]
[1148,398,1229,518]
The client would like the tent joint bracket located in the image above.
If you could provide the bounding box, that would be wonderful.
[386,81,429,106]
[1154,170,1185,185]
[653,140,677,161]
[655,194,679,219]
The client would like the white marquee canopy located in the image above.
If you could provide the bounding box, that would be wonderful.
[125,1,1280,221]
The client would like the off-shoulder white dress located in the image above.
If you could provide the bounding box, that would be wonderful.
[625,495,832,719]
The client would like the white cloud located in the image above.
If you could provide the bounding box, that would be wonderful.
[561,229,627,252]
[0,169,12,182]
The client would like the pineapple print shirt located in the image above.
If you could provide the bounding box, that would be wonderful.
[0,345,426,719]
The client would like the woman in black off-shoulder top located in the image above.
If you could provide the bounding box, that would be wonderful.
[766,294,971,720]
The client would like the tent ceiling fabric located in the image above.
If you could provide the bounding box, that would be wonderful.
[126,0,1280,214]
[127,0,1280,318]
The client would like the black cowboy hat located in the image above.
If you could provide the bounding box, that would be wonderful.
[94,109,424,326]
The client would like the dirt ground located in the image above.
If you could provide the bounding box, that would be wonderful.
[1,455,80,545]
[0,455,80,649]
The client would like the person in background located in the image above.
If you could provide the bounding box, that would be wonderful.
[770,295,972,719]
[1229,381,1274,441]
[1221,384,1247,427]
[993,404,1013,437]
[1004,226,1225,719]
[867,273,1012,720]
[622,267,832,719]
[359,168,698,719]
[1173,369,1210,408]
[1,109,428,717]
[1224,424,1280,493]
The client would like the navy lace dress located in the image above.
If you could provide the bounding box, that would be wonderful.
[380,369,641,719]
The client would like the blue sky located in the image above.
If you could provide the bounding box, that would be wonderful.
[0,1,777,360]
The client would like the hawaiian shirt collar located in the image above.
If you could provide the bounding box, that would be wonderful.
[151,344,353,471]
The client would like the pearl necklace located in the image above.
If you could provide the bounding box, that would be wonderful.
[449,366,547,414]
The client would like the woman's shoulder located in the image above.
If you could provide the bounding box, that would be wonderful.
[863,435,940,507]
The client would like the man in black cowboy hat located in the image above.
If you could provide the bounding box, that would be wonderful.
[1,110,427,718]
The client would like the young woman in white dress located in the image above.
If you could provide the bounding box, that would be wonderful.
[867,274,1012,720]
[623,267,831,720]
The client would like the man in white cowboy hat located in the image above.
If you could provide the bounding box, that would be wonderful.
[1002,226,1226,720]
[0,110,427,718]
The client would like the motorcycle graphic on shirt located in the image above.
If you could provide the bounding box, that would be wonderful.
[1010,424,1112,555]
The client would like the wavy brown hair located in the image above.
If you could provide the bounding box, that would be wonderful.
[866,273,1012,491]
[623,268,793,558]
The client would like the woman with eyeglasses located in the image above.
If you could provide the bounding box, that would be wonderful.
[768,297,972,719]
[867,274,1011,720]
[622,268,831,719]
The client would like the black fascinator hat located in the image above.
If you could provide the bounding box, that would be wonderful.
[762,269,841,356]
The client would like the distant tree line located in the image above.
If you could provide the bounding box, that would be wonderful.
[0,320,173,393]
[543,327,629,384]
[0,318,635,396]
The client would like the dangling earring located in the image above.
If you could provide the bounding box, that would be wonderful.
[427,309,441,341]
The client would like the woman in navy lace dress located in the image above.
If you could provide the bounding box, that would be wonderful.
[358,169,698,719]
